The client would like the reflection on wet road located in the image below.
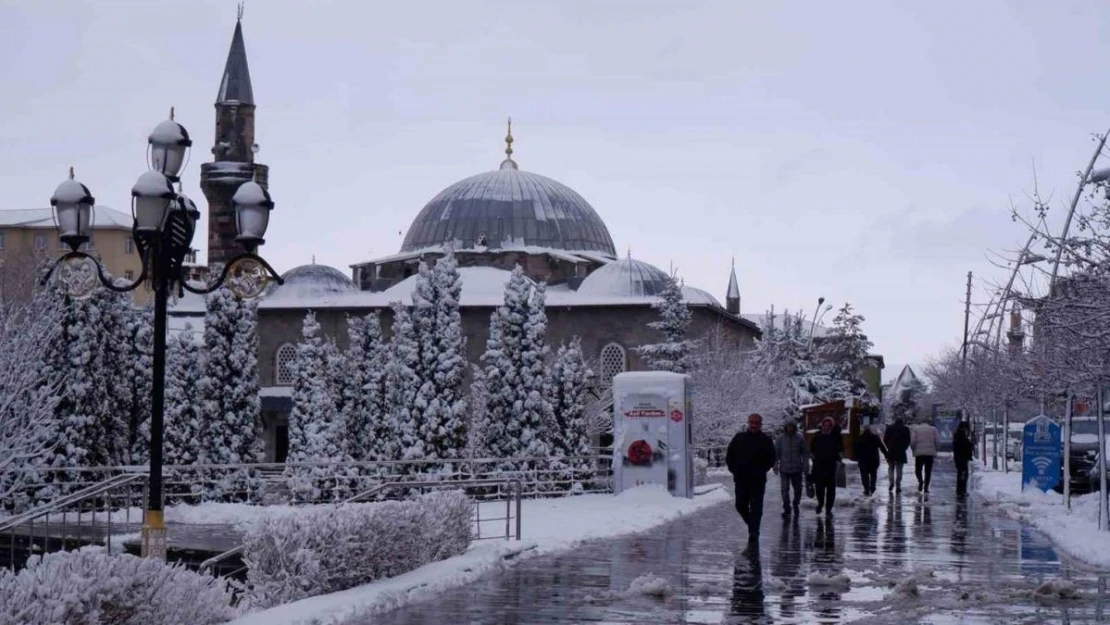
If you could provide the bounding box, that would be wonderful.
[369,462,1110,624]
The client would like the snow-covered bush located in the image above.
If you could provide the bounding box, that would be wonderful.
[0,550,237,624]
[242,490,473,609]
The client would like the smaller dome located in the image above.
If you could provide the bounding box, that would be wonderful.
[577,257,671,297]
[682,286,722,308]
[268,264,356,298]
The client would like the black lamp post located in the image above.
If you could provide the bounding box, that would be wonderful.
[43,110,283,559]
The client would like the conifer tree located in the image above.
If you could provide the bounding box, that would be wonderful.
[385,302,422,468]
[480,267,553,479]
[126,308,154,464]
[341,314,388,462]
[816,302,874,397]
[197,288,263,500]
[412,250,468,463]
[636,275,695,373]
[284,312,351,502]
[164,325,202,467]
[548,337,594,491]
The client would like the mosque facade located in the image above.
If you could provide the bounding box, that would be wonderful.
[174,19,760,461]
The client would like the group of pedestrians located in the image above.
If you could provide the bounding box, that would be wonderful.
[725,413,976,544]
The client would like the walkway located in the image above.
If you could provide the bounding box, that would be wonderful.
[368,461,1110,624]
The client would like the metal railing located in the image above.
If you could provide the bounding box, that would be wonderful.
[0,473,147,571]
[198,477,523,577]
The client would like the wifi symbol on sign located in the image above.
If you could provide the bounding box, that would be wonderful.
[1031,456,1053,473]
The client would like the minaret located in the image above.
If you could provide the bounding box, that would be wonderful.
[726,259,740,315]
[200,10,269,269]
[1007,303,1025,355]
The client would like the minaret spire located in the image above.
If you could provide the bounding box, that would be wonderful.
[499,117,518,170]
[726,258,740,315]
[217,15,254,105]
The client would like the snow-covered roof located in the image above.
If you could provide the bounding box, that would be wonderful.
[267,263,356,300]
[886,365,920,400]
[0,206,134,230]
[171,266,731,313]
[577,257,670,298]
[681,286,722,307]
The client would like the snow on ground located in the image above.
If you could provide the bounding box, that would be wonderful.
[228,484,730,625]
[974,468,1110,568]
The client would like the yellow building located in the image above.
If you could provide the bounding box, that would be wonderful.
[0,207,147,305]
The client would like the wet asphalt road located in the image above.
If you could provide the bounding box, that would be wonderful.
[368,461,1110,624]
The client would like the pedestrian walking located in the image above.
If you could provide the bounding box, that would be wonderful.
[854,425,888,496]
[910,419,940,493]
[953,421,975,497]
[883,417,911,493]
[774,421,809,517]
[810,416,843,517]
[726,413,777,544]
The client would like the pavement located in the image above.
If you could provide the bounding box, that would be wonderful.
[367,460,1110,624]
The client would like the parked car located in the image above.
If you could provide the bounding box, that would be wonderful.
[1054,417,1106,494]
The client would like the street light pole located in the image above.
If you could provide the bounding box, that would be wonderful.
[43,111,283,559]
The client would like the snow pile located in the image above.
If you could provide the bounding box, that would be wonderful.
[230,484,728,625]
[1032,579,1081,603]
[0,551,237,625]
[889,576,919,599]
[807,572,851,588]
[626,573,673,599]
[974,469,1110,567]
[242,491,472,609]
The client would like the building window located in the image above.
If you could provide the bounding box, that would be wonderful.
[599,343,627,388]
[275,343,298,386]
[124,270,134,281]
[34,233,47,251]
[0,231,5,250]
[125,238,134,254]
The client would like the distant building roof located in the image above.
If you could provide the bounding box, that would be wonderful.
[0,206,133,230]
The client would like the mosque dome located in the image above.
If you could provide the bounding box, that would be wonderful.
[400,122,616,257]
[576,257,671,297]
[268,263,356,298]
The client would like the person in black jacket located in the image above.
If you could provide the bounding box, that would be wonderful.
[883,417,912,494]
[810,417,843,517]
[727,413,777,544]
[952,421,975,497]
[854,426,888,497]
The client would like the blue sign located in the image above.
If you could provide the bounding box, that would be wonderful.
[1022,415,1062,492]
[934,411,961,452]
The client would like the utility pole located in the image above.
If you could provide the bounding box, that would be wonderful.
[962,271,973,366]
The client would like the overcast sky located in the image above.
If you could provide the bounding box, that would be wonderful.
[2,0,1108,377]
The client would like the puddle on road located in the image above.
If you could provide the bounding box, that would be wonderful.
[366,469,1110,625]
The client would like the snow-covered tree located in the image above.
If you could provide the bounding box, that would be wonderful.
[0,295,62,512]
[165,325,203,467]
[126,308,154,464]
[412,250,469,463]
[385,302,422,466]
[284,312,352,502]
[636,274,696,373]
[816,303,873,396]
[547,338,594,490]
[753,309,849,423]
[479,267,554,478]
[197,288,263,500]
[466,364,488,459]
[340,314,388,462]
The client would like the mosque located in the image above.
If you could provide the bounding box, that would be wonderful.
[173,18,760,461]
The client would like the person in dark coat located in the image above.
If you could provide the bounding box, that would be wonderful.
[727,413,777,544]
[952,421,975,497]
[809,417,843,517]
[854,426,888,496]
[883,417,912,493]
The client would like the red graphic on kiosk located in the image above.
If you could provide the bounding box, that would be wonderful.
[670,409,684,423]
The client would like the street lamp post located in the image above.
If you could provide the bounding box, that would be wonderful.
[43,111,283,559]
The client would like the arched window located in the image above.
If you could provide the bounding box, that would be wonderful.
[275,343,297,386]
[599,343,627,388]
